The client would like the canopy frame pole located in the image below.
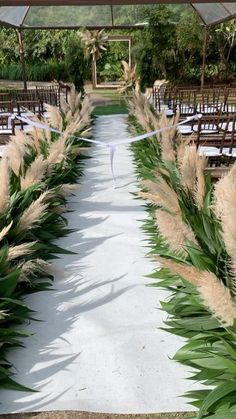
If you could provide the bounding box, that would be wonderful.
[16,28,27,91]
[111,5,114,26]
[201,25,208,90]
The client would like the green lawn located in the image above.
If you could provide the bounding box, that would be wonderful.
[93,103,128,116]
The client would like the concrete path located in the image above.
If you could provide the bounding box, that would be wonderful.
[0,115,196,415]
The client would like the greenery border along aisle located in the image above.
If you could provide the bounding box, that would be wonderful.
[129,92,236,419]
[0,87,93,395]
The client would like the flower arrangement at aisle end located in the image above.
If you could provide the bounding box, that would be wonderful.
[129,91,236,418]
[0,86,93,393]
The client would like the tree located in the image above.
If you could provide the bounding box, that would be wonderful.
[134,6,179,90]
[80,29,108,88]
[65,35,86,94]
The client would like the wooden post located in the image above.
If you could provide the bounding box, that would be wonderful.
[201,26,208,90]
[92,55,97,89]
[16,28,27,91]
[111,5,114,26]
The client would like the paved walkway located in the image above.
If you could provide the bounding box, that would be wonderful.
[1,115,196,415]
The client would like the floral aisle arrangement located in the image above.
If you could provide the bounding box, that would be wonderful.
[0,86,92,393]
[129,92,236,418]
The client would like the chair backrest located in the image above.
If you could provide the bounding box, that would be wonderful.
[12,90,38,106]
[16,100,43,116]
[194,114,223,148]
[0,92,11,102]
[219,114,236,155]
[196,89,224,114]
[0,101,13,114]
[173,89,197,116]
[37,89,58,107]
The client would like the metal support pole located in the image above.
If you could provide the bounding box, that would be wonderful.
[16,28,27,91]
[201,26,208,90]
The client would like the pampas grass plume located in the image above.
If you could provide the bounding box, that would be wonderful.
[0,157,10,214]
[8,241,36,261]
[21,155,47,190]
[159,257,236,327]
[155,209,197,254]
[0,221,13,242]
[17,192,49,232]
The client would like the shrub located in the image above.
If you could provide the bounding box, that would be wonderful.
[65,36,87,94]
[0,61,68,82]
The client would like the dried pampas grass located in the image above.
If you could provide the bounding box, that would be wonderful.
[17,191,49,232]
[0,221,13,242]
[59,183,79,197]
[6,136,27,176]
[214,164,236,257]
[21,155,47,190]
[8,241,36,261]
[0,157,10,214]
[155,209,197,255]
[45,104,63,131]
[179,144,207,209]
[180,145,198,192]
[0,310,9,319]
[158,257,236,327]
[140,178,180,214]
[18,258,52,282]
[213,164,236,293]
[68,86,81,115]
[46,137,68,169]
[159,113,176,162]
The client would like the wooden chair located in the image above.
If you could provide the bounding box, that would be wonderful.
[0,114,14,144]
[0,100,13,115]
[219,114,236,164]
[16,100,43,130]
[37,88,58,108]
[173,89,197,118]
[196,89,224,115]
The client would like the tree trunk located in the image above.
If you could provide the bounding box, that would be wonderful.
[92,55,97,89]
[201,26,208,90]
[16,28,27,91]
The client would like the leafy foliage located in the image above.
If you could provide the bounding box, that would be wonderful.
[0,87,92,394]
[65,35,87,94]
[129,93,236,417]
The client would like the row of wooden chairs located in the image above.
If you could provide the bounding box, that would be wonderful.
[0,86,60,108]
[179,114,236,165]
[153,85,236,117]
[0,83,71,148]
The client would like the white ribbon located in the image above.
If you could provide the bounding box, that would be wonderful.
[16,114,201,187]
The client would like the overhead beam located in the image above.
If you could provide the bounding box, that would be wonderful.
[0,0,234,5]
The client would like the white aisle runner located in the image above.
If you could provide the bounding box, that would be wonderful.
[1,115,196,414]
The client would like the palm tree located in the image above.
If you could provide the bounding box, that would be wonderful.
[80,29,108,88]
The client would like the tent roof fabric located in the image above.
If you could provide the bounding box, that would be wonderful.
[0,2,235,28]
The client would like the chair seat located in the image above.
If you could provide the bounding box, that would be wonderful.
[0,129,13,134]
[226,105,236,113]
[21,111,36,117]
[193,123,218,134]
[178,125,193,135]
[220,122,234,132]
[198,146,221,157]
[165,109,174,116]
[222,147,236,157]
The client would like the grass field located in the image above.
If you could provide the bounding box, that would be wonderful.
[93,103,128,115]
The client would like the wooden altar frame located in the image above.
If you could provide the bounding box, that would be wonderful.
[94,35,132,89]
